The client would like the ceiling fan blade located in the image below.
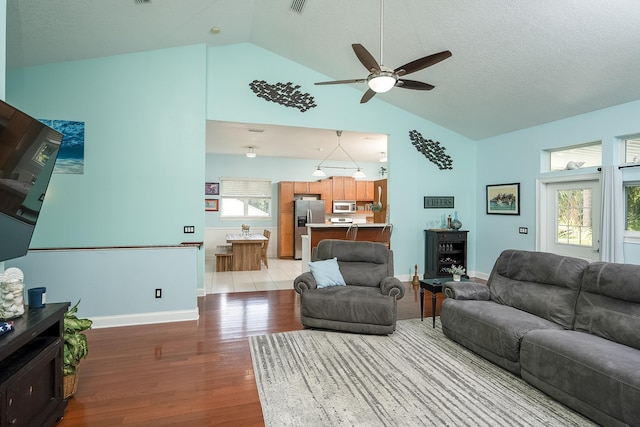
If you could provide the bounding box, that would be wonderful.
[352,44,381,72]
[360,89,377,104]
[394,50,452,76]
[396,79,435,90]
[315,78,366,86]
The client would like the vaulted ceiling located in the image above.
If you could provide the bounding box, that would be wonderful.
[7,0,640,144]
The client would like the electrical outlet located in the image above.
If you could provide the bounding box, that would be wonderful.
[155,288,162,298]
[519,227,528,234]
[183,226,195,233]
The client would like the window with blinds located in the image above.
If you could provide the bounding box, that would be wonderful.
[220,178,271,218]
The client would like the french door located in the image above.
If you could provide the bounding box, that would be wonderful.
[537,175,601,262]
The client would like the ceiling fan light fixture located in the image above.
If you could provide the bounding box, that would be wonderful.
[367,72,397,93]
[245,146,257,158]
[312,166,326,177]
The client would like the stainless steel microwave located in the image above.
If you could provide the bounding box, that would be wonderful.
[333,200,356,213]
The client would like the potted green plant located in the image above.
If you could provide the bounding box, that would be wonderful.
[446,265,466,281]
[63,301,92,398]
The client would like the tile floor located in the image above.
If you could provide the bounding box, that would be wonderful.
[205,257,303,294]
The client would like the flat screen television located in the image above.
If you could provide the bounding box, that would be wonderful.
[0,100,62,262]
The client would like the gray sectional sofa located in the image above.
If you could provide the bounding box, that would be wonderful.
[441,249,640,427]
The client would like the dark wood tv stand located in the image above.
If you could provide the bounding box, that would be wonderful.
[0,302,69,427]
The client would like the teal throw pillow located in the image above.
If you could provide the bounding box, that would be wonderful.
[309,257,346,288]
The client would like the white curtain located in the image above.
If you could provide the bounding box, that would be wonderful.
[600,166,624,263]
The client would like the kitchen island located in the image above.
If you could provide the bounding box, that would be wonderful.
[301,223,393,272]
[309,223,392,251]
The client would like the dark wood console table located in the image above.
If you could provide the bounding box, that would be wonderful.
[0,302,69,426]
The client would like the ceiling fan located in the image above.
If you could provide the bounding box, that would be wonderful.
[315,0,452,104]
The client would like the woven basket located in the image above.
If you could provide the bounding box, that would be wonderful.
[64,371,79,399]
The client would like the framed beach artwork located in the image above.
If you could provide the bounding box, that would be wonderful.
[39,119,85,174]
[486,183,520,215]
[205,199,219,212]
[205,182,219,195]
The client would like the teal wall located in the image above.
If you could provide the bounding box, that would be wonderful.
[4,32,640,319]
[475,99,640,274]
[6,45,206,319]
[206,44,477,277]
[4,41,476,320]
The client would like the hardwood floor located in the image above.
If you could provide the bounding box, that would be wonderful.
[59,283,431,426]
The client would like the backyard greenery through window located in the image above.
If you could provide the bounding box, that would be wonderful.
[627,184,640,232]
[556,188,593,246]
[220,178,271,218]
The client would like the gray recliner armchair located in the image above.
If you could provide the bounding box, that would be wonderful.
[293,239,405,335]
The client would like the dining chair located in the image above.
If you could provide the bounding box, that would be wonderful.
[346,224,358,240]
[379,223,393,249]
[261,229,271,268]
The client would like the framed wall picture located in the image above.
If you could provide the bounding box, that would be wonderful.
[486,183,520,215]
[205,199,219,212]
[205,182,219,195]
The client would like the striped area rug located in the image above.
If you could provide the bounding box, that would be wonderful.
[249,318,595,426]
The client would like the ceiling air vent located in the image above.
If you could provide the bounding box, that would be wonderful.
[134,0,151,4]
[290,0,306,14]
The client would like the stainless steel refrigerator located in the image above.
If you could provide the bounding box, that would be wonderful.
[294,199,325,259]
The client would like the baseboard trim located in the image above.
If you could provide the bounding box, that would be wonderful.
[91,308,199,329]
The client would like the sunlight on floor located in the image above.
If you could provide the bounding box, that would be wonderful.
[205,257,303,294]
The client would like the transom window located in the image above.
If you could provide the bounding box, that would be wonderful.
[624,136,640,164]
[220,178,271,218]
[545,142,602,172]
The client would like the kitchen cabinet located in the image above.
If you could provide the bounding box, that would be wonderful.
[372,179,388,223]
[293,181,322,194]
[331,176,356,200]
[278,182,295,257]
[424,230,468,278]
[279,181,294,213]
[356,180,374,201]
[278,212,294,257]
[320,179,333,213]
[293,181,307,194]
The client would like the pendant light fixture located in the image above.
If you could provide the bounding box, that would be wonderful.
[312,131,366,178]
[245,146,257,158]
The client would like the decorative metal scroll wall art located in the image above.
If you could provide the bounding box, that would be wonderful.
[249,80,317,112]
[408,129,453,170]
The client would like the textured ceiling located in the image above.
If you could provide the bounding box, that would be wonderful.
[7,0,640,148]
